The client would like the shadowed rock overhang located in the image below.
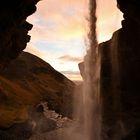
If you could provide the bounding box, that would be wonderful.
[0,0,40,69]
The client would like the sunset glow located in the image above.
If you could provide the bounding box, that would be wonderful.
[26,0,123,81]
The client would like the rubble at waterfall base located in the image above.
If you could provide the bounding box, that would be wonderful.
[29,102,74,140]
[30,102,89,140]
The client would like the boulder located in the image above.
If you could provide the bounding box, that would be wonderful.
[31,104,57,133]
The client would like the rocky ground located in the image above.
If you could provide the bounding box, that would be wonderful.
[29,102,75,140]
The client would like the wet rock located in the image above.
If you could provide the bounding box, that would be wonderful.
[31,104,57,133]
[100,1,140,139]
[0,120,33,140]
[79,0,140,139]
[35,117,57,133]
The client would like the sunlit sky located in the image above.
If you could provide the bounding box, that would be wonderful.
[25,0,123,81]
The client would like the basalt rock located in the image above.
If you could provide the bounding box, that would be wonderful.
[0,0,40,69]
[79,1,140,139]
[100,2,140,139]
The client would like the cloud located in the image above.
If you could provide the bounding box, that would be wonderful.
[27,0,123,44]
[58,55,82,62]
[60,71,82,81]
[27,0,88,42]
[25,43,62,62]
[61,71,80,75]
[26,0,123,81]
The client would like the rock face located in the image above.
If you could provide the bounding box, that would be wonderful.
[30,104,57,133]
[0,0,39,69]
[80,1,140,139]
[0,52,75,129]
[0,121,33,140]
[100,1,140,140]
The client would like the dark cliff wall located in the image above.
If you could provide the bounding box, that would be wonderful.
[100,1,140,139]
[0,0,40,69]
[79,0,140,139]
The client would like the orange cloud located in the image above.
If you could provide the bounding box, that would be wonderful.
[27,0,88,42]
[58,55,82,62]
[28,0,123,44]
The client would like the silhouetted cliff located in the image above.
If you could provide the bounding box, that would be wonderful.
[79,0,140,139]
[0,0,39,69]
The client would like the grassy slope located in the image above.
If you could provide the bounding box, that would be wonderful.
[0,52,75,128]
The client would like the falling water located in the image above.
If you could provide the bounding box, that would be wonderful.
[72,0,101,140]
[82,0,101,139]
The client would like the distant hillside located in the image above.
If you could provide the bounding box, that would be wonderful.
[0,52,75,128]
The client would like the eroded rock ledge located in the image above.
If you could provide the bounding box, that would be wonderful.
[0,0,40,69]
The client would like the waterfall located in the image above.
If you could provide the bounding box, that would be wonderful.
[72,0,101,139]
[82,0,101,139]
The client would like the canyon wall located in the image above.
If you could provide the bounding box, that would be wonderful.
[80,0,140,139]
[0,0,39,69]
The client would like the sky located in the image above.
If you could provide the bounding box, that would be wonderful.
[25,0,123,81]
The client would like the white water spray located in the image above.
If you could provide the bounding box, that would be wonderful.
[72,0,101,140]
[82,0,101,139]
